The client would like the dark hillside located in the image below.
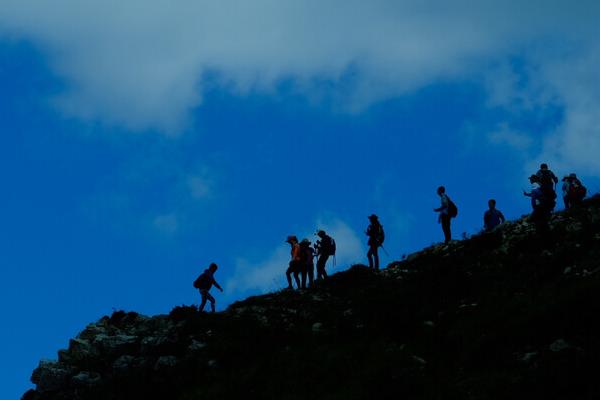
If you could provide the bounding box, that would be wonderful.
[24,196,600,400]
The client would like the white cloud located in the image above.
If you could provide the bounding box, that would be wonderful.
[152,213,179,235]
[226,217,362,294]
[488,124,533,151]
[314,218,363,267]
[1,1,600,171]
[187,174,213,200]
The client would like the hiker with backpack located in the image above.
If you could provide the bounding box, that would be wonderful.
[314,230,336,281]
[535,163,558,211]
[299,238,315,289]
[193,263,223,313]
[524,174,552,235]
[434,186,457,244]
[366,214,384,270]
[285,235,302,290]
[483,199,505,231]
[562,173,587,209]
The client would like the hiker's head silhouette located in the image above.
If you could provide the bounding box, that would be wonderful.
[316,230,326,238]
[529,174,539,183]
[437,186,446,195]
[488,199,496,208]
[285,235,298,244]
[368,214,378,221]
[209,263,218,272]
[540,163,549,170]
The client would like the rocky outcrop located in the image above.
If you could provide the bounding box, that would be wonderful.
[23,195,600,400]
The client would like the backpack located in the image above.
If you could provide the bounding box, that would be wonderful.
[571,184,587,200]
[321,236,337,256]
[193,272,210,289]
[376,224,385,245]
[538,170,556,190]
[448,198,458,218]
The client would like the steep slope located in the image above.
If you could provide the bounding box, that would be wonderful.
[23,196,600,400]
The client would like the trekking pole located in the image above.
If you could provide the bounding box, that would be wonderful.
[380,245,390,257]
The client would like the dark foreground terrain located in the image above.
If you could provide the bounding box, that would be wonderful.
[24,196,600,400]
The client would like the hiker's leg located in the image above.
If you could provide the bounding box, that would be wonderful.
[199,291,208,312]
[293,271,301,288]
[207,292,216,312]
[442,215,451,243]
[307,263,314,287]
[316,256,325,280]
[286,264,294,288]
[373,246,380,270]
[367,247,374,268]
[321,255,329,278]
[300,263,307,289]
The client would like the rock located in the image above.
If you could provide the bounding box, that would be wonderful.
[71,371,102,387]
[207,359,217,368]
[154,356,179,371]
[112,355,135,374]
[140,336,171,355]
[67,338,98,363]
[312,322,324,333]
[563,266,573,275]
[423,321,435,327]
[188,340,207,352]
[31,360,74,392]
[79,323,107,341]
[343,309,353,317]
[95,334,138,356]
[549,338,572,352]
[411,355,427,365]
[518,352,538,363]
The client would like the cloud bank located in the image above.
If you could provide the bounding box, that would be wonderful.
[0,1,599,169]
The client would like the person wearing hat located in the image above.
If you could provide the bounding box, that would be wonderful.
[366,214,384,270]
[285,235,301,290]
[535,163,558,210]
[563,173,586,209]
[524,174,550,234]
[315,230,335,281]
[299,238,315,289]
[193,263,223,313]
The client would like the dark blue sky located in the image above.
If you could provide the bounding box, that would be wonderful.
[2,3,600,398]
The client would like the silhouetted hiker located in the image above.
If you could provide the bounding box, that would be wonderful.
[366,214,384,270]
[193,263,223,313]
[315,230,336,281]
[536,163,558,210]
[285,235,302,290]
[524,175,551,235]
[562,173,587,209]
[483,199,505,231]
[434,186,457,244]
[299,238,315,289]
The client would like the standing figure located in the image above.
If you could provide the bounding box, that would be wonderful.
[563,173,587,209]
[315,230,336,281]
[524,175,551,235]
[299,238,315,289]
[366,214,385,270]
[535,163,558,211]
[193,263,223,313]
[285,235,302,290]
[434,186,456,244]
[562,175,573,210]
[483,199,505,231]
